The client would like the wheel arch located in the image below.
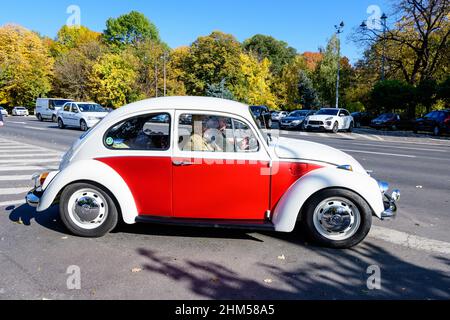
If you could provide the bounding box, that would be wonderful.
[271,167,384,233]
[37,160,138,224]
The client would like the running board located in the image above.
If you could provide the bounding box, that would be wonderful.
[135,216,275,231]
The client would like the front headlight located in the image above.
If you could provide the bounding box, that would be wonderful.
[292,120,301,125]
[337,165,353,172]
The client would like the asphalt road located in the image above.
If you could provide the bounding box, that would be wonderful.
[0,116,449,300]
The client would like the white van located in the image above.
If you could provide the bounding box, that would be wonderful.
[35,98,74,122]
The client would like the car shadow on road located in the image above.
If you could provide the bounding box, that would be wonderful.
[8,204,69,235]
[136,236,450,300]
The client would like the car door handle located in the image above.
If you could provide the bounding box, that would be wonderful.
[172,160,194,167]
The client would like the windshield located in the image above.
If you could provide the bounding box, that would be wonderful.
[377,114,395,120]
[289,110,310,117]
[16,107,26,110]
[50,100,72,108]
[316,109,339,116]
[78,104,106,112]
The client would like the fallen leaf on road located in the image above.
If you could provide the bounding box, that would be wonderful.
[264,279,273,284]
[16,218,23,225]
[131,267,142,273]
[61,236,68,240]
[416,185,423,189]
[278,255,286,260]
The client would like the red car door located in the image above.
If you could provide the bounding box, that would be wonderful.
[172,111,271,220]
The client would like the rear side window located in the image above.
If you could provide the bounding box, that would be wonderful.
[104,113,171,151]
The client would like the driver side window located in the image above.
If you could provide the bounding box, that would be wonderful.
[104,113,171,151]
[178,114,259,153]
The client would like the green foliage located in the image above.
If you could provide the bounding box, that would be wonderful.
[206,79,234,100]
[297,70,319,109]
[104,11,160,48]
[370,80,415,115]
[51,25,101,56]
[243,34,297,75]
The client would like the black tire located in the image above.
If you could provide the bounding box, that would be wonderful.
[52,115,57,123]
[332,122,339,134]
[302,188,373,249]
[80,119,88,132]
[37,113,43,122]
[347,122,354,133]
[267,119,273,129]
[58,118,65,129]
[59,183,119,238]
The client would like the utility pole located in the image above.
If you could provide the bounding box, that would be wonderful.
[335,21,344,109]
[381,13,387,81]
[163,52,168,97]
[155,63,158,98]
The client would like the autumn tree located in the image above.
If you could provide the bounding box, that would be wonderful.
[0,25,53,107]
[181,31,242,96]
[233,53,277,108]
[51,25,101,56]
[89,51,139,108]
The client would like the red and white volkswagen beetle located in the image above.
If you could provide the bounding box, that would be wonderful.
[26,97,400,248]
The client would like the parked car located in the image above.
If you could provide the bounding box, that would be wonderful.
[280,110,316,130]
[35,98,74,122]
[0,107,8,118]
[57,102,108,131]
[26,96,400,249]
[413,110,450,136]
[351,112,374,128]
[304,108,354,133]
[370,113,412,131]
[271,111,289,122]
[250,105,272,129]
[12,106,29,116]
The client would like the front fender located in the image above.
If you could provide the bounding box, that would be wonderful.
[37,160,138,224]
[272,167,384,232]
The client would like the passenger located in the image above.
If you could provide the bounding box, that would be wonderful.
[183,116,214,152]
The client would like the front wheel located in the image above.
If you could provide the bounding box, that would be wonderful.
[433,126,441,136]
[37,114,43,122]
[267,119,273,129]
[57,118,65,129]
[332,122,339,134]
[52,115,57,123]
[302,188,372,248]
[347,122,354,133]
[59,183,119,237]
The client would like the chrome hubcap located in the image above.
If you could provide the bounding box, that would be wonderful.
[313,197,361,241]
[67,189,108,230]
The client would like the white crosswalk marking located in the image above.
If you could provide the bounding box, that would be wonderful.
[0,199,26,207]
[0,187,31,195]
[0,158,61,164]
[0,166,59,172]
[0,175,31,181]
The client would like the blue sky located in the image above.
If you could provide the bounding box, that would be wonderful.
[0,0,392,63]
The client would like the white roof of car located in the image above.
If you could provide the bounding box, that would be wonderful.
[110,96,251,119]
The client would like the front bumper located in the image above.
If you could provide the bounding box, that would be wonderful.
[26,188,43,208]
[378,181,400,220]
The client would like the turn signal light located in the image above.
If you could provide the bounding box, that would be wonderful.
[39,172,49,186]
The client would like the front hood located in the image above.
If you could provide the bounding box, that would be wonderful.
[307,115,336,121]
[83,112,108,118]
[273,137,366,174]
[282,116,305,122]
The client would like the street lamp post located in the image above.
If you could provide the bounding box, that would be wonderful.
[360,13,388,81]
[335,21,344,109]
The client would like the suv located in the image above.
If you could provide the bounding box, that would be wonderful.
[250,105,272,129]
[414,110,450,136]
[35,98,74,122]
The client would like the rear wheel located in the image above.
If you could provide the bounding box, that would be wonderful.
[80,119,88,132]
[37,114,43,121]
[59,183,119,238]
[302,188,372,248]
[58,118,65,129]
